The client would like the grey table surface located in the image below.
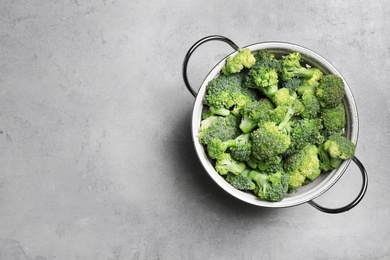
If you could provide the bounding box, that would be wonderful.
[1,1,389,259]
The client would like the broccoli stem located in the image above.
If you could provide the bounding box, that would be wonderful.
[210,106,231,116]
[239,115,257,134]
[291,67,315,79]
[277,106,294,134]
[263,84,279,99]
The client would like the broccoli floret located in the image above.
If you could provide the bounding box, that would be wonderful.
[300,89,321,119]
[293,68,323,119]
[272,88,304,134]
[320,103,346,133]
[230,133,252,162]
[205,73,244,110]
[316,74,345,108]
[284,144,321,189]
[206,133,251,160]
[239,98,274,133]
[318,144,343,172]
[206,138,237,160]
[296,68,323,95]
[243,50,282,98]
[284,118,324,156]
[324,134,356,160]
[215,153,247,175]
[282,77,302,95]
[251,122,291,163]
[205,73,258,116]
[250,66,279,98]
[225,169,255,191]
[282,52,317,81]
[222,48,256,75]
[318,144,332,172]
[248,169,290,202]
[198,115,241,145]
[226,167,289,201]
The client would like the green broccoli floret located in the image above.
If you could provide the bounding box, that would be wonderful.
[225,169,255,191]
[248,169,290,202]
[300,89,321,119]
[239,98,274,133]
[206,138,237,160]
[206,133,251,160]
[272,88,304,135]
[284,118,324,156]
[222,48,256,75]
[320,103,346,133]
[284,144,321,189]
[282,77,302,94]
[316,74,345,108]
[318,144,343,172]
[250,66,279,98]
[324,134,356,160]
[251,122,291,163]
[318,144,332,172]
[205,73,243,109]
[244,50,282,98]
[230,133,252,162]
[215,153,247,175]
[198,115,241,145]
[293,68,323,119]
[205,73,258,116]
[282,52,317,81]
[225,167,289,201]
[296,68,323,95]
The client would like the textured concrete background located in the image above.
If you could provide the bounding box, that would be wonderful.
[0,0,389,259]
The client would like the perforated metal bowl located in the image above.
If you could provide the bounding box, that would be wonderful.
[182,35,367,213]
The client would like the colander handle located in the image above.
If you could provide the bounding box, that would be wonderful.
[308,156,368,214]
[182,35,239,97]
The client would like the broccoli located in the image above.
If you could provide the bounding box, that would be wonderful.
[316,74,345,108]
[251,122,291,163]
[282,52,317,81]
[206,138,237,160]
[300,89,321,119]
[225,168,289,202]
[205,73,258,116]
[250,66,279,98]
[282,77,302,94]
[198,115,241,145]
[206,106,231,116]
[230,133,252,162]
[249,169,290,202]
[296,68,323,95]
[284,118,324,156]
[206,133,251,160]
[320,103,346,133]
[272,88,304,135]
[225,169,255,191]
[243,50,282,98]
[215,153,247,175]
[324,133,356,160]
[292,68,323,119]
[239,98,274,133]
[284,144,321,189]
[318,144,343,172]
[205,73,243,111]
[221,48,256,75]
